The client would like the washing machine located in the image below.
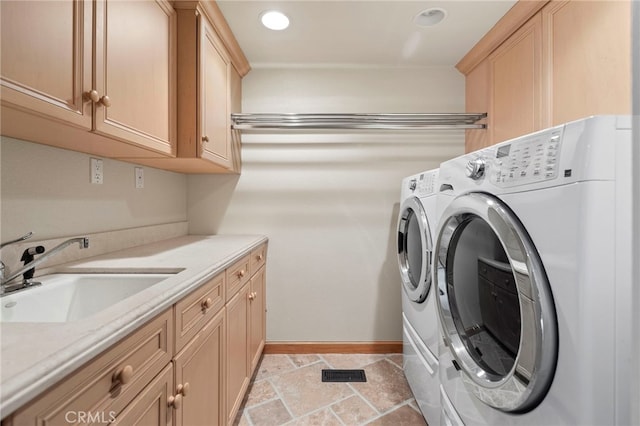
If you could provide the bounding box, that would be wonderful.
[434,115,633,425]
[397,169,441,425]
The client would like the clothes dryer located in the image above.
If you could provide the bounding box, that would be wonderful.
[435,116,633,425]
[397,169,440,425]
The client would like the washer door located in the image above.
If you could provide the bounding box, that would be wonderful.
[397,196,433,302]
[436,192,557,412]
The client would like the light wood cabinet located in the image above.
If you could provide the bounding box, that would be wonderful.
[6,309,173,426]
[225,244,268,425]
[488,14,542,145]
[249,266,266,373]
[112,364,174,426]
[0,0,176,158]
[2,243,267,426]
[127,1,249,174]
[540,0,631,126]
[458,0,631,151]
[173,309,225,426]
[225,283,250,425]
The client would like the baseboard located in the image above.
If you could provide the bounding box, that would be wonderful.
[263,341,402,354]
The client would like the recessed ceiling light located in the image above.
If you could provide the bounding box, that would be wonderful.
[414,8,447,27]
[261,11,290,31]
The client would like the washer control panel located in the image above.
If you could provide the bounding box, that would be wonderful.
[489,128,563,187]
[412,171,438,196]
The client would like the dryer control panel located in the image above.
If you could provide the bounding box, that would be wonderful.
[415,171,438,196]
[489,127,563,187]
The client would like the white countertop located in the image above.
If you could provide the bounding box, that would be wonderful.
[0,234,267,418]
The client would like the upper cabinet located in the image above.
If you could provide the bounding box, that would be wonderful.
[540,0,631,126]
[457,0,631,152]
[125,1,249,174]
[1,0,250,173]
[0,0,176,158]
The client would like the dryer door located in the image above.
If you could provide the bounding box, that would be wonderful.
[397,196,433,302]
[435,192,558,413]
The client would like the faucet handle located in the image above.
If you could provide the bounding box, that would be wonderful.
[1,232,33,249]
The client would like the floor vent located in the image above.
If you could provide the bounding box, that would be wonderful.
[321,369,367,383]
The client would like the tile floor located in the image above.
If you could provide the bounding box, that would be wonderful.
[233,354,428,426]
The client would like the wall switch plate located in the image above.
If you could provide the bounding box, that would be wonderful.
[90,158,103,184]
[135,167,144,189]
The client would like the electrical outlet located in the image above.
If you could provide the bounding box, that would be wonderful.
[135,167,144,189]
[90,158,103,184]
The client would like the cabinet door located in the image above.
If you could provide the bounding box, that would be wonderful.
[173,310,225,426]
[93,0,176,155]
[465,59,490,152]
[488,14,542,145]
[112,364,173,426]
[0,0,92,129]
[225,284,250,425]
[541,0,631,126]
[200,15,233,169]
[249,266,266,373]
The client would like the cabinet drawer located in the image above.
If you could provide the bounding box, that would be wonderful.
[250,244,267,276]
[174,272,225,352]
[226,255,250,301]
[10,309,173,425]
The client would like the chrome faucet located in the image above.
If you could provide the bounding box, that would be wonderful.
[1,235,89,294]
[0,232,34,287]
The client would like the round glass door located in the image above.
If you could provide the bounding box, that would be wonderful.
[397,196,433,302]
[435,192,558,412]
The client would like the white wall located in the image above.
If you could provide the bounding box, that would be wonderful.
[188,67,465,341]
[0,137,188,241]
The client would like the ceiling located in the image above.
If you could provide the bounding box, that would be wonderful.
[217,1,517,68]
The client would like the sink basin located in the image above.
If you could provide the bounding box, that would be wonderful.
[0,273,174,323]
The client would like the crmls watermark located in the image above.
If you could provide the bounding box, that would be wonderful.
[64,411,117,424]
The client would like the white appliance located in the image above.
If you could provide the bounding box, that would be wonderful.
[397,169,440,425]
[435,116,633,425]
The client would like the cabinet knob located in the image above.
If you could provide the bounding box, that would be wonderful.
[86,90,100,103]
[168,394,183,409]
[248,292,256,301]
[257,254,264,261]
[177,382,190,396]
[238,270,245,278]
[202,136,209,143]
[201,297,213,310]
[113,365,134,385]
[99,95,111,108]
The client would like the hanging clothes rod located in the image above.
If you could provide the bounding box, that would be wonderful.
[231,113,487,130]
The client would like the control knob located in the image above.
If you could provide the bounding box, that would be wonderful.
[409,179,417,191]
[465,158,485,180]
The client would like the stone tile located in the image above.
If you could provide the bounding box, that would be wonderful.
[366,404,428,426]
[288,354,321,368]
[286,408,343,426]
[247,399,292,426]
[254,354,297,381]
[386,354,404,369]
[321,354,385,369]
[245,380,278,408]
[331,395,378,425]
[351,359,413,413]
[270,361,354,418]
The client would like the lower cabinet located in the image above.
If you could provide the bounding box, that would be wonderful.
[225,284,250,425]
[2,242,268,426]
[173,309,225,426]
[112,364,174,426]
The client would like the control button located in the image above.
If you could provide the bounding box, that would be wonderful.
[545,172,555,178]
[520,170,527,177]
[533,169,540,176]
[550,135,560,143]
